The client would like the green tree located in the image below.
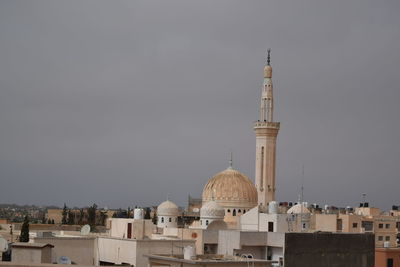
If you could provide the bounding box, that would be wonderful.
[62,203,68,224]
[100,211,108,226]
[78,208,84,225]
[144,208,151,219]
[67,210,75,225]
[87,203,97,230]
[19,216,29,242]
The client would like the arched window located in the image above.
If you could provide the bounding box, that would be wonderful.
[206,220,209,226]
[161,217,164,223]
[227,209,231,213]
[169,217,172,222]
[243,210,246,214]
[233,209,236,216]
[238,209,241,213]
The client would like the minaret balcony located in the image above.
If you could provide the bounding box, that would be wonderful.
[254,121,280,129]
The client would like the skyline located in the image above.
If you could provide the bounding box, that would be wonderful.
[0,1,399,209]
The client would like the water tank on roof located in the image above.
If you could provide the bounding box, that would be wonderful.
[184,246,196,260]
[134,208,144,219]
[268,201,278,214]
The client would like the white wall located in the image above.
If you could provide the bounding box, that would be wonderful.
[157,215,178,228]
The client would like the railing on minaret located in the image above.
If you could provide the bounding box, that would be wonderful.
[254,49,280,209]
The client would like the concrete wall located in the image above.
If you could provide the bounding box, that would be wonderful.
[98,237,195,267]
[33,237,98,265]
[311,214,337,232]
[284,232,375,267]
[12,248,42,264]
[109,218,154,239]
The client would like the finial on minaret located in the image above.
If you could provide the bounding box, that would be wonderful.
[228,152,233,169]
[267,48,271,66]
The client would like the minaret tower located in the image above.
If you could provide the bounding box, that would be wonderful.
[254,49,280,208]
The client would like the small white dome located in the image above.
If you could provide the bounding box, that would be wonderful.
[287,203,311,214]
[200,201,225,219]
[157,200,179,216]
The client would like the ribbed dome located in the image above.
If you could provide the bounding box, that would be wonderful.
[157,200,179,216]
[200,201,225,219]
[287,203,311,214]
[202,168,257,208]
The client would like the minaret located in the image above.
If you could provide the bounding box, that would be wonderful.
[254,49,280,208]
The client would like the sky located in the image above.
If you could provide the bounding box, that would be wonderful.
[0,0,399,210]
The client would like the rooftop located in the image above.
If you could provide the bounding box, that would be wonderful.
[145,254,277,265]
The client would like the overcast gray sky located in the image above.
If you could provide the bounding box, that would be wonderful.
[0,0,399,210]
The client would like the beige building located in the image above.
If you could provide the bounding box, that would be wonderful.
[11,243,53,264]
[108,218,155,239]
[33,236,99,265]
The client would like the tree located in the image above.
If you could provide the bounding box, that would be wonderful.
[67,210,75,225]
[78,208,84,225]
[100,211,108,226]
[144,208,151,220]
[62,203,68,224]
[19,216,29,242]
[87,203,97,230]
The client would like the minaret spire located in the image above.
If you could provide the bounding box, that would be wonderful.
[254,49,280,209]
[228,152,233,169]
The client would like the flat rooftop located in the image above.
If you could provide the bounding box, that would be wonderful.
[145,254,277,264]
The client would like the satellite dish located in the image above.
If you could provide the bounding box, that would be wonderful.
[0,237,8,252]
[80,224,90,236]
[57,256,71,265]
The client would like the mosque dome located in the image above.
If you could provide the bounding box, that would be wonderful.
[157,200,179,216]
[287,203,311,214]
[200,201,225,219]
[202,167,257,208]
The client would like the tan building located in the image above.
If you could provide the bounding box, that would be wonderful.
[11,243,53,264]
[33,236,99,265]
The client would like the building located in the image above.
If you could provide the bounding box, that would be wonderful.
[145,254,275,267]
[217,231,374,267]
[375,248,400,267]
[11,243,53,264]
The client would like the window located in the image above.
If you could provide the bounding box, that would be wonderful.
[385,224,390,229]
[387,258,393,267]
[206,220,209,226]
[385,236,390,241]
[238,209,241,213]
[233,209,236,216]
[161,217,164,223]
[379,223,384,229]
[378,236,383,241]
[352,223,358,228]
[227,209,231,213]
[268,222,274,232]
[169,218,172,222]
[243,210,246,214]
[302,223,306,229]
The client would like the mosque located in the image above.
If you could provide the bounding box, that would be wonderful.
[157,50,281,229]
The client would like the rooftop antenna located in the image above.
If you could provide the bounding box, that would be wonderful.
[362,193,366,205]
[267,48,271,66]
[301,164,305,205]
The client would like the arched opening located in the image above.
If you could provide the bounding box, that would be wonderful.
[233,209,236,216]
[238,209,241,213]
[161,217,164,223]
[169,217,172,222]
[206,220,209,226]
[227,209,231,213]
